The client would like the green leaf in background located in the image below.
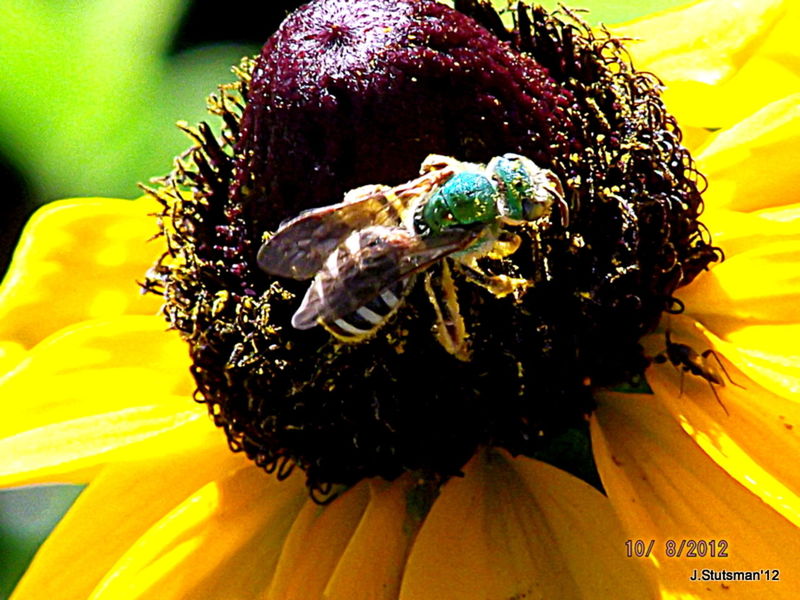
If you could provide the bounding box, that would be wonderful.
[520,0,693,26]
[442,0,693,25]
[0,0,257,201]
[0,486,84,600]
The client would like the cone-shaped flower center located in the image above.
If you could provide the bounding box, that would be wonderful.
[147,0,719,498]
[233,0,578,236]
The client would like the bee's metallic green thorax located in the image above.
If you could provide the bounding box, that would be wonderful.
[417,171,500,235]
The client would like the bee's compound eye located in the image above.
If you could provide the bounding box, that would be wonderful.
[522,198,547,221]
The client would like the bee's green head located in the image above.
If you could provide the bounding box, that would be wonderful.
[487,154,536,222]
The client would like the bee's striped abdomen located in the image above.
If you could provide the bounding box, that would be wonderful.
[324,279,410,341]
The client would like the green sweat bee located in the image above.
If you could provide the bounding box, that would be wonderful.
[257,153,568,359]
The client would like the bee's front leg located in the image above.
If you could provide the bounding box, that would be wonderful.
[486,230,522,259]
[456,257,531,300]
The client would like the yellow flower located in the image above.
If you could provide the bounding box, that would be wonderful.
[2,1,800,598]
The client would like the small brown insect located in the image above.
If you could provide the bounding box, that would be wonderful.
[653,330,744,414]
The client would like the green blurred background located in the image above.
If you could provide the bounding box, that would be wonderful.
[0,0,688,597]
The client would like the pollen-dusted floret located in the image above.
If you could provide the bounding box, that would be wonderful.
[146,0,720,499]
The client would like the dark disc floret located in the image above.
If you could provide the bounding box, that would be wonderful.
[145,0,720,499]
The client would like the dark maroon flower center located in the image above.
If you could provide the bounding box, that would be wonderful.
[147,0,719,500]
[232,0,578,237]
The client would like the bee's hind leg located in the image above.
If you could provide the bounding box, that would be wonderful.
[424,261,471,361]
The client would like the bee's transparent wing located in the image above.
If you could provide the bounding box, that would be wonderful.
[291,225,478,330]
[257,184,393,280]
[257,164,460,280]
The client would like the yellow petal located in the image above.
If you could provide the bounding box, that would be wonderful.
[0,402,214,487]
[641,322,800,527]
[0,197,164,348]
[325,475,425,600]
[697,94,800,212]
[0,316,209,486]
[679,125,713,154]
[615,0,785,85]
[88,465,307,600]
[676,53,800,131]
[679,228,800,328]
[266,481,370,600]
[0,340,26,374]
[702,2,800,126]
[674,204,800,398]
[10,444,246,600]
[616,0,794,129]
[593,390,800,599]
[703,324,800,399]
[697,204,800,259]
[400,449,656,600]
[2,316,194,436]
